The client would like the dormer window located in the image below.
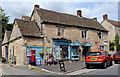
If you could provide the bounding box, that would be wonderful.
[81,30,87,38]
[98,32,104,39]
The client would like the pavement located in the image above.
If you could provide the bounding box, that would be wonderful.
[2,63,59,75]
[36,61,85,74]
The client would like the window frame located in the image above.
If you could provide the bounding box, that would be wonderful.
[57,27,65,37]
[98,32,104,39]
[81,30,87,38]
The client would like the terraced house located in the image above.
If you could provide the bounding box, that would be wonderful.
[2,5,109,66]
[101,14,120,52]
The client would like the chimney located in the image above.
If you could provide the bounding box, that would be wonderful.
[103,14,108,20]
[93,17,97,21]
[34,5,39,10]
[77,10,82,17]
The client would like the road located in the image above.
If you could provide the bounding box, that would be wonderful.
[1,62,119,77]
[81,64,119,75]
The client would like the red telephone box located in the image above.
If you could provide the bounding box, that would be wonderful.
[31,50,36,63]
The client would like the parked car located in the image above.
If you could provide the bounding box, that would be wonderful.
[113,51,120,64]
[85,51,113,69]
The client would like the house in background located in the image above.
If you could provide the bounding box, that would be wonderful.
[2,30,11,61]
[101,14,120,53]
[2,5,109,66]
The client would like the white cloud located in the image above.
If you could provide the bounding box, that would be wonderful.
[2,0,119,2]
[1,2,118,23]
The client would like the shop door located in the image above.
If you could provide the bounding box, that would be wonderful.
[60,45,68,59]
[82,46,90,57]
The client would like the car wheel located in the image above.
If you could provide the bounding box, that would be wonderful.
[86,64,91,69]
[114,61,118,64]
[102,62,107,69]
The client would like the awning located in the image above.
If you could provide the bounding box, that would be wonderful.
[100,45,105,46]
[22,45,43,48]
[71,41,81,46]
[82,42,92,47]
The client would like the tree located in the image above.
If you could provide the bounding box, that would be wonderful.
[114,33,120,51]
[109,41,115,51]
[0,7,13,40]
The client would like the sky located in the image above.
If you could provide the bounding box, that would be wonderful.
[1,0,119,23]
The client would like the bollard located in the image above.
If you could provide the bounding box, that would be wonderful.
[59,60,66,72]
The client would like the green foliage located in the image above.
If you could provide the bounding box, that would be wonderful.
[1,57,6,63]
[0,7,9,24]
[0,7,13,40]
[109,41,115,51]
[114,34,120,51]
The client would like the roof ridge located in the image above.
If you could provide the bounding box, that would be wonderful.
[38,8,94,20]
[15,18,36,23]
[108,19,120,23]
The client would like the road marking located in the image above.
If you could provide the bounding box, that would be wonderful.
[65,69,98,75]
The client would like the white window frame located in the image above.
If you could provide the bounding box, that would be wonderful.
[57,27,64,37]
[98,32,104,39]
[81,30,87,38]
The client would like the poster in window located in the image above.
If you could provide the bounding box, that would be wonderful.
[26,48,31,56]
[46,47,52,54]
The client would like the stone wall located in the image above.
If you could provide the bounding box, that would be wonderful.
[8,38,25,66]
[7,37,43,66]
[101,20,116,42]
[43,24,109,52]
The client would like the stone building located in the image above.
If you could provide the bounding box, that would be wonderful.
[2,30,11,61]
[2,5,109,66]
[101,14,120,52]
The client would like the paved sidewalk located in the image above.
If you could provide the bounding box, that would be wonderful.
[36,61,85,73]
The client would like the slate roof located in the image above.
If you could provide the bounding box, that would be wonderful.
[22,16,30,20]
[2,31,11,44]
[107,20,120,27]
[15,19,41,37]
[36,8,108,32]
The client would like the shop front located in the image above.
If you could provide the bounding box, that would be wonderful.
[23,45,43,66]
[53,38,71,60]
[70,41,81,60]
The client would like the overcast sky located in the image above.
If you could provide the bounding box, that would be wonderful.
[1,0,119,23]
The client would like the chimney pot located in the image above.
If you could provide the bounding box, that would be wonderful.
[93,18,97,21]
[34,5,39,10]
[103,14,108,20]
[77,10,82,17]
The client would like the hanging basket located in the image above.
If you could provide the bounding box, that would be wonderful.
[40,52,44,57]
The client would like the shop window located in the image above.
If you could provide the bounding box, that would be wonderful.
[98,32,104,39]
[81,30,87,38]
[46,47,52,54]
[58,28,64,37]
